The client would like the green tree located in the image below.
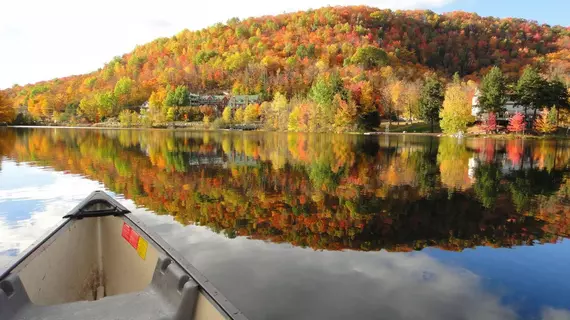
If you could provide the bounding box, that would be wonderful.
[114,77,134,106]
[545,79,569,122]
[95,91,118,118]
[419,74,444,133]
[514,67,549,116]
[478,66,507,114]
[310,73,346,130]
[310,75,335,107]
[349,46,388,69]
[78,97,99,122]
[440,83,474,134]
[119,110,136,127]
[164,86,190,107]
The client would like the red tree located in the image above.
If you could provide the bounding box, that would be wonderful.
[507,112,525,134]
[483,112,497,133]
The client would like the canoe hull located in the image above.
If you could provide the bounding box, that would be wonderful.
[0,191,246,320]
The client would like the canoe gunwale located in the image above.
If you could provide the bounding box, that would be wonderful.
[0,191,128,282]
[123,213,247,320]
[0,217,71,282]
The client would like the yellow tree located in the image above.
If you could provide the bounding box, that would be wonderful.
[402,81,421,124]
[0,92,15,123]
[388,80,403,124]
[333,95,357,132]
[222,106,232,123]
[288,105,301,131]
[244,104,259,123]
[360,81,374,112]
[148,88,168,124]
[78,97,99,122]
[39,96,52,118]
[234,108,244,123]
[440,83,474,134]
[534,108,556,134]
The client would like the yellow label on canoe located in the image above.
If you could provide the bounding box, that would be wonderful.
[137,237,148,260]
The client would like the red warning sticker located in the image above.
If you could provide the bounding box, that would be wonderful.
[121,222,148,259]
[122,222,139,248]
[128,231,140,248]
[121,223,132,240]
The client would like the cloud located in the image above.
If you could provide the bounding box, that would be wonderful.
[0,164,105,256]
[543,307,570,320]
[0,0,459,88]
[136,210,517,320]
[1,162,569,320]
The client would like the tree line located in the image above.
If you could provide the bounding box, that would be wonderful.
[0,6,569,129]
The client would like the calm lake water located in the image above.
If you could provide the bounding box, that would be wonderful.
[1,127,570,320]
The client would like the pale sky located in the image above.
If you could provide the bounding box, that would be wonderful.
[0,0,567,89]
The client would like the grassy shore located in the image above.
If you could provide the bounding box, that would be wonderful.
[382,122,442,133]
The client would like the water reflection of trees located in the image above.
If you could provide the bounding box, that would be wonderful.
[6,128,570,251]
[0,128,16,172]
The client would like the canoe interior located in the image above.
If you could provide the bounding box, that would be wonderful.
[17,216,158,304]
[0,215,229,320]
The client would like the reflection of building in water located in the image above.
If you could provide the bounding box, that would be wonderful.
[188,156,225,166]
[186,148,225,166]
[223,152,259,168]
[468,157,476,180]
[184,150,259,168]
[468,144,534,178]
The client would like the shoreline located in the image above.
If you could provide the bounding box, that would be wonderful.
[5,125,570,139]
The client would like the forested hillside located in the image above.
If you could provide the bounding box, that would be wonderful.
[2,6,569,125]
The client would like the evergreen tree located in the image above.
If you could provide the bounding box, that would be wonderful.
[545,79,570,121]
[478,66,507,114]
[514,67,549,116]
[419,74,444,133]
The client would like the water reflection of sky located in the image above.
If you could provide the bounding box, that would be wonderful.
[1,160,569,320]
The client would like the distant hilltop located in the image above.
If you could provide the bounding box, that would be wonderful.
[2,6,569,124]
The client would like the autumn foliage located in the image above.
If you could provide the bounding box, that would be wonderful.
[1,6,569,126]
[507,112,526,134]
[483,112,497,133]
[0,92,15,123]
[534,108,557,134]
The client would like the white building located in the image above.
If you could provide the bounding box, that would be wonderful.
[471,89,533,120]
